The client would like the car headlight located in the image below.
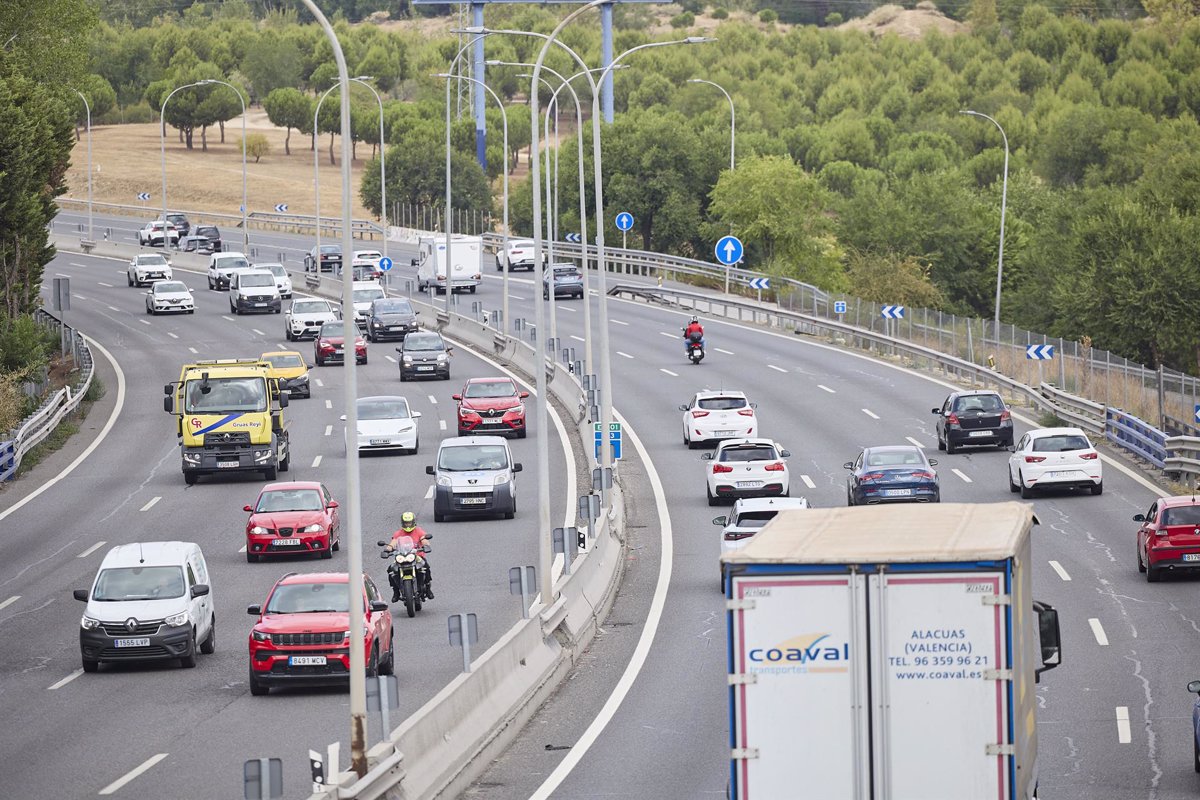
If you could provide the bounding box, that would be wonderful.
[402,357,413,365]
[293,374,309,384]
[341,630,351,643]
[301,524,323,533]
[436,475,452,487]
[459,408,472,418]
[81,615,100,631]
[436,353,448,362]
[250,525,268,535]
[494,473,510,486]
[511,405,524,415]
[252,629,271,642]
[164,611,189,627]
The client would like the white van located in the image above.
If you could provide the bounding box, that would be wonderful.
[73,541,216,672]
[413,234,482,295]
[426,436,522,522]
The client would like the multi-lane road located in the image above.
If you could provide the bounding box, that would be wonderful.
[9,209,1199,799]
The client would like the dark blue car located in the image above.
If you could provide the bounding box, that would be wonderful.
[844,445,940,505]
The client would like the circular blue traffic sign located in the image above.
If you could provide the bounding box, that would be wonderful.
[615,212,634,232]
[378,257,393,272]
[714,235,744,266]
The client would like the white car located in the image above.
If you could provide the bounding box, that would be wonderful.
[258,263,292,298]
[207,252,250,290]
[343,395,421,454]
[497,238,541,272]
[351,281,386,329]
[1007,427,1103,497]
[679,390,758,449]
[354,249,383,268]
[128,253,173,287]
[713,496,810,587]
[138,220,179,247]
[285,296,339,341]
[702,437,791,506]
[144,280,194,315]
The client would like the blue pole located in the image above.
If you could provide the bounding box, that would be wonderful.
[601,2,614,123]
[472,2,488,171]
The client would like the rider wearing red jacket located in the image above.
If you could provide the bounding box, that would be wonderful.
[683,316,705,355]
[389,511,433,601]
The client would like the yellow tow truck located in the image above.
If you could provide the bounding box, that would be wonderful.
[164,359,291,485]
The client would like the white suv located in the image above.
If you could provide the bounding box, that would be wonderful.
[229,269,282,314]
[207,252,250,290]
[285,296,339,341]
[258,263,293,299]
[498,238,541,272]
[128,253,173,287]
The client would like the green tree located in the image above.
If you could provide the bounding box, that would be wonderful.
[844,249,946,309]
[360,134,491,219]
[241,32,304,101]
[242,132,270,163]
[263,87,312,156]
[73,74,117,140]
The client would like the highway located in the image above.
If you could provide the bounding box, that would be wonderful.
[15,209,1199,799]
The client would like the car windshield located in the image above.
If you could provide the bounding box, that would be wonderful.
[256,488,323,512]
[732,511,780,529]
[1163,505,1200,526]
[266,581,349,614]
[554,270,580,281]
[438,444,508,471]
[184,377,268,413]
[240,273,275,288]
[698,396,747,411]
[1032,435,1090,452]
[293,301,331,315]
[138,254,168,266]
[263,354,303,369]
[465,381,516,399]
[218,257,249,271]
[373,300,412,315]
[154,282,187,294]
[321,322,346,337]
[93,566,185,601]
[358,398,411,420]
[866,450,926,467]
[719,445,778,462]
[264,265,286,277]
[353,289,385,304]
[953,394,1004,413]
[405,334,444,352]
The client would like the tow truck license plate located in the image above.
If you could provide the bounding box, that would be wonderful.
[273,538,301,546]
[289,655,327,666]
[115,638,150,648]
[217,461,239,468]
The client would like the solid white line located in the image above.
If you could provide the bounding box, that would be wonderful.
[800,474,816,489]
[385,355,396,363]
[1049,560,1072,581]
[906,436,926,449]
[428,395,438,405]
[617,351,634,359]
[98,753,170,796]
[659,368,678,377]
[767,364,788,373]
[252,328,264,336]
[0,595,19,612]
[508,293,525,300]
[221,315,234,322]
[862,408,880,419]
[106,305,119,311]
[611,318,629,326]
[166,332,178,339]
[47,669,84,691]
[56,272,70,278]
[1116,707,1131,743]
[187,346,198,354]
[315,379,324,387]
[715,348,735,355]
[97,282,113,288]
[70,263,89,268]
[424,485,434,500]
[238,545,247,553]
[658,331,676,339]
[77,541,107,558]
[1089,618,1109,646]
[951,468,973,484]
[139,319,151,326]
[311,455,322,468]
[817,384,835,393]
[570,335,585,342]
[325,400,332,409]
[439,420,447,430]
[139,496,161,512]
[560,305,578,313]
[324,425,332,437]
[76,294,89,301]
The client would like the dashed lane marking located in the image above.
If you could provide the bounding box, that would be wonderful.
[311,455,322,468]
[817,384,835,393]
[715,348,735,356]
[1115,707,1131,743]
[428,395,438,405]
[439,420,447,430]
[0,596,19,612]
[98,753,170,796]
[951,468,973,484]
[324,425,332,437]
[1049,560,1072,581]
[77,541,107,558]
[660,368,679,377]
[617,351,634,359]
[167,332,178,339]
[611,319,629,326]
[767,364,788,373]
[325,400,332,409]
[187,347,198,354]
[862,409,880,419]
[906,437,925,449]
[424,485,434,499]
[800,475,816,489]
[139,497,161,512]
[47,670,84,691]
[1089,618,1109,646]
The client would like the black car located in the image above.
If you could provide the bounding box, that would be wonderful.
[305,244,342,273]
[397,331,451,381]
[366,297,419,342]
[845,445,940,505]
[194,225,222,253]
[932,390,1013,454]
[164,212,190,237]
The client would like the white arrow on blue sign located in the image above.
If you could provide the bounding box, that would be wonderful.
[881,305,905,319]
[378,257,393,272]
[715,235,743,266]
[274,203,288,213]
[564,232,582,244]
[748,277,770,290]
[137,192,150,201]
[1194,404,1200,424]
[834,300,847,314]
[1025,344,1055,360]
[614,212,634,232]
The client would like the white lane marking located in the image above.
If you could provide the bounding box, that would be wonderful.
[439,420,447,430]
[70,263,89,268]
[324,425,332,437]
[611,318,629,326]
[951,468,973,484]
[508,293,525,300]
[166,332,178,339]
[1116,707,1131,743]
[767,364,788,373]
[221,315,235,322]
[325,400,332,409]
[570,335,585,342]
[617,351,634,359]
[385,355,396,363]
[714,348,735,355]
[424,485,434,500]
[106,305,119,311]
[97,282,113,288]
[428,395,438,405]
[311,455,322,468]
[906,437,925,449]
[817,384,835,393]
[252,328,264,336]
[76,294,89,300]
[277,343,287,350]
[47,670,84,691]
[659,368,678,377]
[862,408,880,419]
[0,595,20,612]
[800,474,816,489]
[77,541,107,558]
[315,379,324,387]
[657,331,676,339]
[139,319,151,326]
[238,545,247,553]
[139,496,161,512]
[56,272,71,277]
[1049,560,1072,581]
[98,753,170,796]
[1089,618,1109,646]
[187,347,198,354]
[559,305,578,313]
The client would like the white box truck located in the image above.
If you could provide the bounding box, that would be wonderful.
[721,502,1062,800]
[412,234,483,294]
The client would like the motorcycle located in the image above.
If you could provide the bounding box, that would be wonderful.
[376,535,433,618]
[686,331,705,365]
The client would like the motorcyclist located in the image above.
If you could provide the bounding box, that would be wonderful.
[388,511,433,601]
[682,315,705,356]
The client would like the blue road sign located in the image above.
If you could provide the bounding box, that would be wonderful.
[565,232,582,244]
[881,305,905,320]
[1025,344,1055,360]
[834,300,847,315]
[748,277,770,290]
[239,205,246,213]
[615,212,634,232]
[378,257,393,272]
[274,203,288,213]
[136,192,150,201]
[1195,404,1200,424]
[715,235,743,266]
[594,422,623,460]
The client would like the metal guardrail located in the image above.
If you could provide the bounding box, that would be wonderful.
[1038,383,1105,436]
[1166,436,1200,485]
[0,310,95,481]
[56,198,383,238]
[1107,408,1167,470]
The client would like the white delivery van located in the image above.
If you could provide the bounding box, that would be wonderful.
[426,436,522,522]
[413,234,483,295]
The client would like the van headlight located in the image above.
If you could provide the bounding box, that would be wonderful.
[436,475,452,487]
[80,615,100,631]
[494,474,510,486]
[402,356,413,365]
[164,611,189,627]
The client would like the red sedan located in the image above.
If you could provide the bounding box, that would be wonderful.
[1136,496,1200,582]
[314,320,367,366]
[244,481,341,562]
[454,377,529,438]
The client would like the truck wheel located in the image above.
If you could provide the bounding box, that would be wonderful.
[279,449,290,473]
[184,472,198,486]
[263,466,277,481]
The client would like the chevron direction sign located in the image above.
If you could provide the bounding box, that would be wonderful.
[1026,344,1055,360]
[274,203,288,213]
[881,305,905,319]
[564,232,582,243]
[136,192,150,201]
[748,277,770,290]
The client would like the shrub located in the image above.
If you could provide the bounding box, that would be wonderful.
[242,133,271,163]
[825,12,844,25]
[759,8,778,23]
[0,314,52,373]
[712,7,729,19]
[671,11,695,28]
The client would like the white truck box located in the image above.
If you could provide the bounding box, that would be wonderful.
[721,502,1061,800]
[413,234,482,294]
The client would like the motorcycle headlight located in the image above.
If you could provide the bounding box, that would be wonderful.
[494,473,510,486]
[164,611,189,628]
[250,526,268,535]
[301,524,323,533]
[402,553,416,563]
[252,629,271,642]
[81,615,100,631]
[436,475,452,487]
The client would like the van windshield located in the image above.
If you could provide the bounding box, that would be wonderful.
[240,273,275,288]
[438,445,508,471]
[93,566,186,601]
[184,377,268,413]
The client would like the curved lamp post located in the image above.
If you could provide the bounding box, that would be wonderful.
[960,109,1009,332]
[73,90,93,243]
[687,78,735,173]
[196,79,248,252]
[160,81,204,247]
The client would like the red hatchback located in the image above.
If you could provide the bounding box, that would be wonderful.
[244,481,340,562]
[247,572,393,695]
[1136,496,1200,582]
[454,377,529,438]
[314,320,367,367]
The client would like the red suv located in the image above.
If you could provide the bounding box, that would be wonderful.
[454,377,529,438]
[314,320,367,367]
[1136,496,1200,582]
[247,572,393,695]
[244,482,341,562]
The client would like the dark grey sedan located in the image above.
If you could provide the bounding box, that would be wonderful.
[543,264,584,299]
[845,445,940,505]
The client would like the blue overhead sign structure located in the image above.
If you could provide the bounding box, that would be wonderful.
[378,257,393,272]
[1026,344,1055,360]
[274,203,288,213]
[834,300,847,315]
[615,212,634,232]
[715,235,743,266]
[565,232,582,243]
[594,421,622,461]
[881,305,905,319]
[748,277,770,290]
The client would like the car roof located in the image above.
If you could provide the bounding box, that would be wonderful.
[291,295,331,304]
[717,438,778,449]
[351,281,383,290]
[214,251,247,258]
[694,389,747,399]
[100,541,198,568]
[277,572,349,586]
[440,435,509,448]
[358,394,408,404]
[238,268,274,276]
[152,280,187,289]
[1160,495,1200,507]
[256,262,285,269]
[731,497,810,514]
[466,377,514,385]
[1027,427,1087,438]
[949,390,1003,398]
[863,445,925,455]
[260,480,323,493]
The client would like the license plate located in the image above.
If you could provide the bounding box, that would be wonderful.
[459,497,487,505]
[1185,554,1200,563]
[114,638,150,648]
[418,366,434,371]
[882,488,913,497]
[369,439,391,445]
[273,538,300,546]
[736,480,764,489]
[254,302,266,307]
[969,431,992,437]
[482,419,504,424]
[1047,471,1075,479]
[217,460,239,469]
[288,655,327,666]
[715,430,737,436]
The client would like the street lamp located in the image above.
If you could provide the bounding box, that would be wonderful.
[349,78,388,278]
[197,79,248,253]
[160,81,204,248]
[72,90,93,243]
[687,78,736,293]
[960,109,1009,332]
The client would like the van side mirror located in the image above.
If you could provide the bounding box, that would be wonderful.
[247,604,262,616]
[73,589,88,602]
[1133,514,1146,522]
[512,463,523,473]
[190,584,210,598]
[426,466,435,475]
[1033,600,1062,682]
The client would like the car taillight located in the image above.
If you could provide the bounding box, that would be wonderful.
[1000,410,1011,422]
[947,413,960,425]
[912,471,935,480]
[712,464,734,473]
[764,462,785,472]
[724,532,753,541]
[1080,451,1098,460]
[1024,456,1046,463]
[737,409,755,417]
[860,472,886,481]
[691,410,709,419]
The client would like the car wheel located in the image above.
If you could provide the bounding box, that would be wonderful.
[230,301,238,314]
[332,536,340,552]
[320,545,333,560]
[707,486,719,507]
[847,489,855,507]
[937,432,945,451]
[284,328,293,342]
[199,616,216,654]
[945,437,956,455]
[1194,730,1200,773]
[316,357,325,367]
[1147,563,1161,583]
[1091,481,1104,496]
[179,632,198,668]
[246,550,259,563]
[1137,543,1147,573]
[379,635,395,675]
[249,667,269,696]
[517,428,527,439]
[82,658,99,673]
[208,277,214,290]
[127,273,133,287]
[1019,473,1034,499]
[366,645,380,677]
[146,305,153,315]
[1008,469,1019,493]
